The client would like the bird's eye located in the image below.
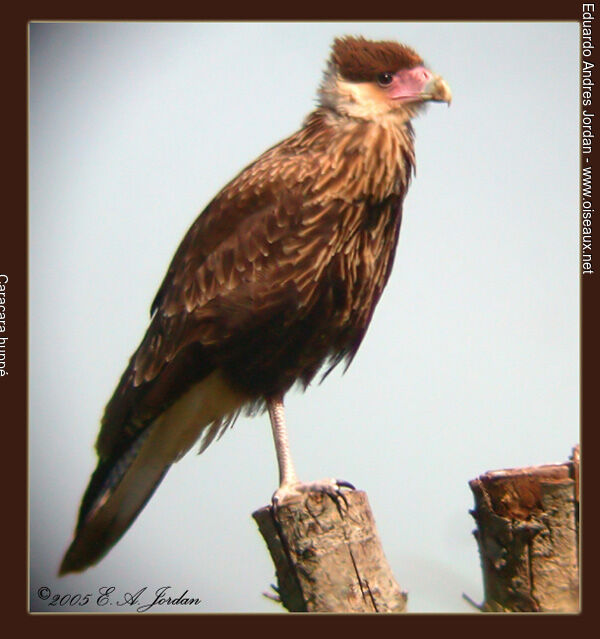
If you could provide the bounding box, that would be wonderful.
[376,72,394,87]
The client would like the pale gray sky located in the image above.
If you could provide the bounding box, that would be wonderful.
[29,21,579,613]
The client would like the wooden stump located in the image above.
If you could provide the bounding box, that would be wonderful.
[253,489,407,613]
[469,446,580,612]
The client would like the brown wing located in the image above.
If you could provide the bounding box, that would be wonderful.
[61,144,336,575]
[95,143,338,457]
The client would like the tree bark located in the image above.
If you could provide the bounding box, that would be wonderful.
[469,446,580,612]
[253,489,407,613]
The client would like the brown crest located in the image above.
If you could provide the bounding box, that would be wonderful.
[331,36,423,82]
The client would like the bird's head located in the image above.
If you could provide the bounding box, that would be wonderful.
[319,36,452,122]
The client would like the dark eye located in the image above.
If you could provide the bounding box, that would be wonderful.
[376,72,394,87]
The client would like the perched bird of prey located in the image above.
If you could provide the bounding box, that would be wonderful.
[60,35,451,575]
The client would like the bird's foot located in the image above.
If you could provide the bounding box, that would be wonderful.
[271,478,355,513]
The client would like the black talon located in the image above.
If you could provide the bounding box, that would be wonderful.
[335,479,355,490]
[328,480,355,512]
[336,490,350,511]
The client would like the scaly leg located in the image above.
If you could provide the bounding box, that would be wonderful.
[267,394,355,508]
[268,393,299,489]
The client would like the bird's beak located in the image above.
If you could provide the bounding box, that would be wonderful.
[422,74,452,105]
[388,66,452,106]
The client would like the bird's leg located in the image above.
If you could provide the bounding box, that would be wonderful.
[267,394,355,509]
[267,393,299,489]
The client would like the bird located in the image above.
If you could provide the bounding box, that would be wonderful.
[59,35,451,575]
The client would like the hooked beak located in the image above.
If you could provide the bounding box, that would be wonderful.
[422,74,452,105]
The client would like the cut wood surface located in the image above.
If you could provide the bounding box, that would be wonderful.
[469,446,580,612]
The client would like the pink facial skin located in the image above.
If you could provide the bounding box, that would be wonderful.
[386,66,434,101]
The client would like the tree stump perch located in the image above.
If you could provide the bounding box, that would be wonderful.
[469,446,580,612]
[253,489,407,612]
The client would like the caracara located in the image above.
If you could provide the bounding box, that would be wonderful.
[60,35,451,575]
